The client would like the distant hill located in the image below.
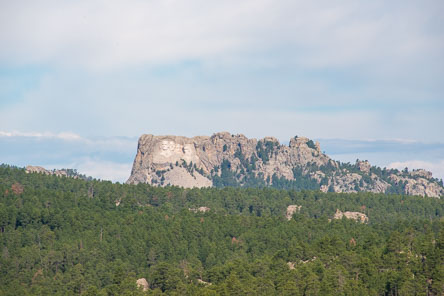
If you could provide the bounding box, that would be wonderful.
[25,165,93,181]
[127,132,444,197]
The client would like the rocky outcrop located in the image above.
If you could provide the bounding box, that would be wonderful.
[127,132,444,197]
[26,165,68,177]
[286,205,302,220]
[357,160,371,173]
[197,279,212,286]
[136,278,149,291]
[26,166,52,175]
[26,165,90,180]
[334,209,368,223]
[390,174,444,197]
[409,169,432,179]
[287,257,317,269]
[189,206,211,213]
[127,133,331,188]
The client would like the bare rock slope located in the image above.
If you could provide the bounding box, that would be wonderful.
[127,132,444,198]
[25,166,91,181]
[26,166,69,177]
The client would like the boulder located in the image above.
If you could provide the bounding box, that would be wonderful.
[334,209,368,223]
[286,205,302,220]
[136,278,149,291]
[189,206,210,213]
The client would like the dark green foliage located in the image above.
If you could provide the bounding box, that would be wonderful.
[255,141,277,164]
[270,170,320,191]
[212,160,238,188]
[306,140,316,150]
[0,165,443,295]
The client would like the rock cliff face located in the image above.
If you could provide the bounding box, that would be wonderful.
[127,132,444,198]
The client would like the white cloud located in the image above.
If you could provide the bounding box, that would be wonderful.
[71,159,132,183]
[0,131,137,182]
[1,0,442,143]
[1,0,442,71]
[0,1,443,167]
[0,130,82,140]
[0,130,136,149]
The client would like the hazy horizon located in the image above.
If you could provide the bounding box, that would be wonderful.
[1,131,443,182]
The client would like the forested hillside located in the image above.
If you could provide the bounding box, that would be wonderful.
[1,165,444,295]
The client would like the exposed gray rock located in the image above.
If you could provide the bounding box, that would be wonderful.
[390,174,444,198]
[409,169,432,179]
[163,166,212,188]
[356,160,371,173]
[197,279,212,286]
[287,262,296,270]
[26,166,71,178]
[287,257,317,269]
[127,133,331,188]
[26,165,51,175]
[331,173,363,193]
[334,209,368,223]
[286,205,302,220]
[189,206,211,213]
[127,132,444,197]
[136,278,149,291]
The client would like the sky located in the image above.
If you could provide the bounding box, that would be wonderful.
[0,0,443,182]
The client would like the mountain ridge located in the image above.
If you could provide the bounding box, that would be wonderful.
[127,132,444,197]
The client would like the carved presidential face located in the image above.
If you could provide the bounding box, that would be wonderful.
[160,140,175,151]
